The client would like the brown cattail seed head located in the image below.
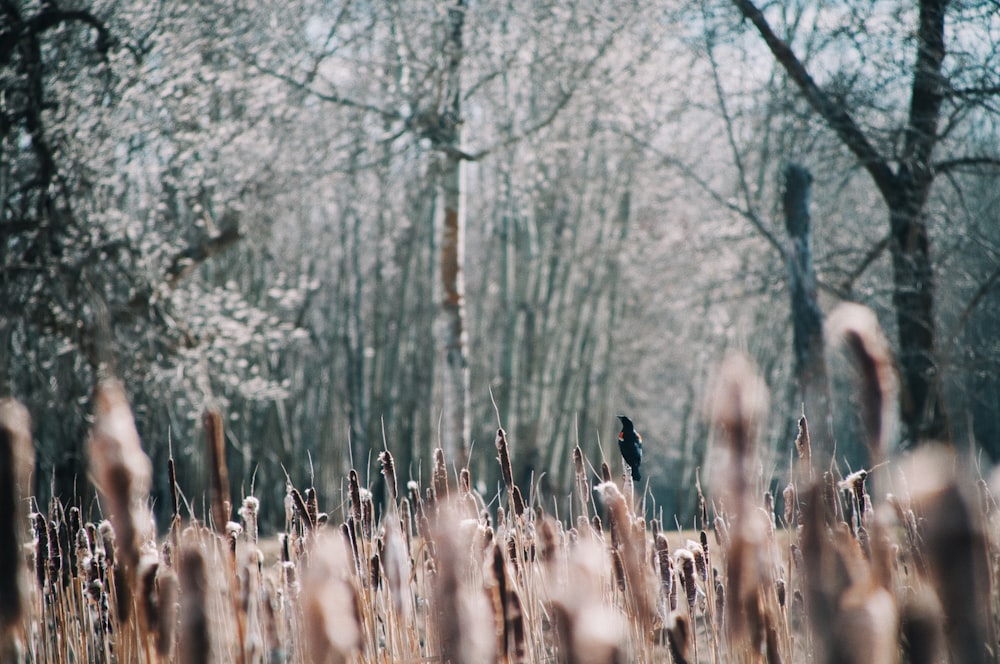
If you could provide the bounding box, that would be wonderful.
[783,484,796,527]
[674,549,698,610]
[707,353,768,462]
[433,448,449,499]
[495,429,514,493]
[239,496,260,544]
[87,379,153,572]
[379,451,398,505]
[795,414,812,469]
[349,470,362,523]
[825,303,897,461]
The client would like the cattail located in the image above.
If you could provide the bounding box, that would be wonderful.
[840,469,870,526]
[137,553,161,644]
[495,428,514,493]
[822,471,840,525]
[66,506,82,577]
[361,492,374,539]
[433,447,449,499]
[675,549,698,611]
[510,485,526,518]
[0,398,32,637]
[782,484,796,527]
[238,496,260,544]
[348,470,362,523]
[573,446,590,516]
[341,521,360,572]
[203,408,231,533]
[700,530,711,575]
[290,487,313,530]
[655,533,672,596]
[831,584,898,664]
[596,482,630,550]
[99,520,117,570]
[226,522,242,563]
[610,548,626,593]
[493,544,527,661]
[369,553,381,589]
[538,517,557,564]
[825,303,896,462]
[458,467,471,495]
[794,414,812,473]
[407,480,422,520]
[46,516,61,587]
[491,544,509,656]
[707,353,768,511]
[686,540,707,581]
[431,505,495,664]
[155,567,179,659]
[907,447,989,664]
[381,517,411,617]
[600,461,612,484]
[178,545,211,664]
[715,577,726,631]
[399,506,417,565]
[305,487,319,527]
[75,526,92,579]
[900,585,946,664]
[765,613,783,664]
[87,379,154,574]
[506,534,520,575]
[666,611,691,664]
[379,451,398,505]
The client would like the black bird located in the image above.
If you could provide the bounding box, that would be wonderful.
[617,415,643,481]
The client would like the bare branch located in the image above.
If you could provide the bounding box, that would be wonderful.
[610,125,786,258]
[731,0,897,198]
[839,233,891,295]
[461,20,627,162]
[948,262,1000,346]
[703,10,777,255]
[246,58,403,123]
[934,156,1000,174]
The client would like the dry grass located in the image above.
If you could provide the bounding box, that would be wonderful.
[3,322,1000,662]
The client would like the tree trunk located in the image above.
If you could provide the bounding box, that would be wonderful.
[733,0,952,446]
[783,163,832,452]
[437,0,470,467]
[888,196,948,443]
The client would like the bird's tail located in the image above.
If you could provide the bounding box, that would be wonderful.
[632,466,641,482]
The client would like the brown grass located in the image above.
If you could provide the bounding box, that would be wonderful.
[5,337,1000,662]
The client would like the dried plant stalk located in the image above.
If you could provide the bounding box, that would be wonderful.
[87,379,154,585]
[204,408,231,532]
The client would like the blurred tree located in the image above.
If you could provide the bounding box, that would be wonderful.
[731,0,1000,445]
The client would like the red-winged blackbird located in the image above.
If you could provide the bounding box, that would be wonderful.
[617,415,643,481]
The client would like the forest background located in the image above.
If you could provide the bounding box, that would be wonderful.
[2,0,998,530]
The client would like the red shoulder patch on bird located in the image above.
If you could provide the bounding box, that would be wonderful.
[618,431,624,441]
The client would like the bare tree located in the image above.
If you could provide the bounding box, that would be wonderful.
[732,0,1000,444]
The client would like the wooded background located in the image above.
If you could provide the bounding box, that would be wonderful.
[2,0,998,528]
